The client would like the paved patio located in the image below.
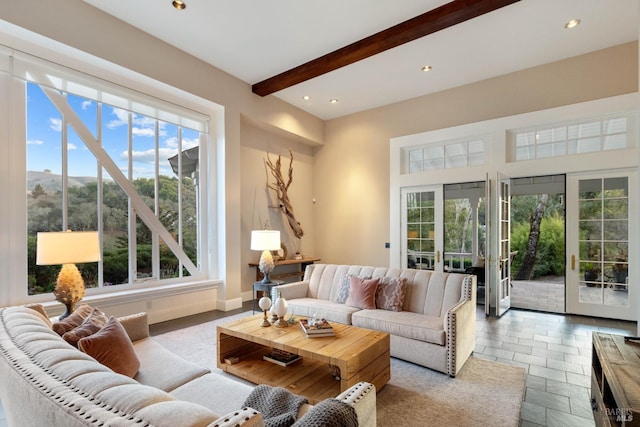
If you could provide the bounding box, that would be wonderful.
[511,279,565,313]
[510,278,629,314]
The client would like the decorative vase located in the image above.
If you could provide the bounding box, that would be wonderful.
[258,296,272,327]
[273,293,288,328]
[270,287,279,322]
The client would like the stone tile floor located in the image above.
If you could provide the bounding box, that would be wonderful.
[0,303,635,427]
[474,305,635,427]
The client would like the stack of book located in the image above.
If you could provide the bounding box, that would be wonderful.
[299,318,335,337]
[262,349,302,367]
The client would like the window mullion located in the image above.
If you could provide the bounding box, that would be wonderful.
[61,105,68,231]
[152,120,160,279]
[177,126,183,277]
[97,102,104,287]
[127,112,136,283]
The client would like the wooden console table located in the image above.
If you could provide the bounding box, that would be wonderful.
[591,332,640,426]
[249,258,320,282]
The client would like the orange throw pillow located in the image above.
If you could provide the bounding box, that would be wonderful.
[345,276,380,310]
[78,316,140,378]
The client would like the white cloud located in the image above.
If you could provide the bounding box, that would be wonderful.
[132,127,155,137]
[105,108,161,139]
[27,139,44,145]
[68,143,77,150]
[121,147,178,164]
[49,118,62,132]
[81,100,92,110]
[164,136,199,150]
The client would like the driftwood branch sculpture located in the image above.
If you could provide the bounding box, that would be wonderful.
[265,150,304,238]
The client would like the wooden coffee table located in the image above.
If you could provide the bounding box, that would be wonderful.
[217,314,390,403]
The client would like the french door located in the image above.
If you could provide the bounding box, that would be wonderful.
[401,186,443,271]
[566,171,636,320]
[487,173,512,316]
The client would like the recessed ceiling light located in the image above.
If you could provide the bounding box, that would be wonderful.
[564,19,580,29]
[329,99,338,104]
[303,95,311,101]
[172,1,186,10]
[421,65,433,72]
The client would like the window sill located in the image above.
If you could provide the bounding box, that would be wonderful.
[40,279,222,314]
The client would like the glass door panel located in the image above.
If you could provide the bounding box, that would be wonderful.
[568,171,635,320]
[402,186,443,271]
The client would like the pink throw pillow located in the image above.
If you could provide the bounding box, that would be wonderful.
[345,277,380,310]
[78,316,140,378]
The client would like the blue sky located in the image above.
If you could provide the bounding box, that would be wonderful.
[26,82,199,179]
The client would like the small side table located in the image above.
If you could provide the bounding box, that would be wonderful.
[252,280,284,313]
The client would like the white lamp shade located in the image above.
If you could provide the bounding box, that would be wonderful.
[36,231,101,265]
[250,230,281,251]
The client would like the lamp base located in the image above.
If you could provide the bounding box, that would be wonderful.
[59,302,76,320]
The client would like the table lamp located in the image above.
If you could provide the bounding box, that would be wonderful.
[250,230,280,284]
[36,231,101,319]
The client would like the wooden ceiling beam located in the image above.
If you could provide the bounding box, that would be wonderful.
[252,0,520,96]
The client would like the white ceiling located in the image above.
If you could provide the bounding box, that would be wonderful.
[83,0,638,120]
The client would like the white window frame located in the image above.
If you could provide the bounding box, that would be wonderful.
[1,46,221,306]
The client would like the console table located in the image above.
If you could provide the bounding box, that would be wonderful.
[591,332,640,426]
[249,257,320,282]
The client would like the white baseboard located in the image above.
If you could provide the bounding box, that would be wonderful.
[216,297,243,312]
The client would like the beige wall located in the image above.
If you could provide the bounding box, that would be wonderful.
[240,118,315,295]
[316,42,638,267]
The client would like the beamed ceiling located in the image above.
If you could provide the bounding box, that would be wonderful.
[83,0,638,120]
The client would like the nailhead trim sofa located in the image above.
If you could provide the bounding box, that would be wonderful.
[0,305,376,427]
[276,264,476,377]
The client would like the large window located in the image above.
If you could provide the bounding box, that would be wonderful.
[21,58,209,296]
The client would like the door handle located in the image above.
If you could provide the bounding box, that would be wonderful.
[436,251,440,263]
[571,255,575,271]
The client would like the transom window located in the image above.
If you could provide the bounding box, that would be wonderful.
[403,139,485,174]
[509,117,628,161]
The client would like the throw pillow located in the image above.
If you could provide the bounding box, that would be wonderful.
[52,303,92,336]
[24,303,52,328]
[78,316,140,378]
[62,307,109,348]
[375,276,408,312]
[344,277,379,310]
[333,273,352,304]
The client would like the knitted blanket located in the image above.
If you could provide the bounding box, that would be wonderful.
[292,398,358,427]
[242,384,308,427]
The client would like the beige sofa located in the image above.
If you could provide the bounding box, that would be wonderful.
[0,305,376,427]
[276,264,476,377]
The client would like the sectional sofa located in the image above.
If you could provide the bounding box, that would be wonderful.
[0,305,376,427]
[275,264,476,377]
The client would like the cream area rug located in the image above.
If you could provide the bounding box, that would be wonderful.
[152,312,525,427]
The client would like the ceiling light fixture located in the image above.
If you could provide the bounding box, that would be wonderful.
[422,65,433,72]
[303,95,311,101]
[172,1,186,10]
[564,19,580,29]
[329,99,338,104]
